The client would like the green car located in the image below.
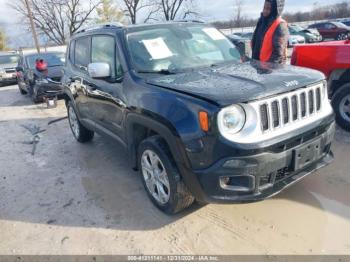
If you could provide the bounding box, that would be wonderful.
[289,24,322,43]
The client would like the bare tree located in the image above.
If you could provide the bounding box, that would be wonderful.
[232,0,244,27]
[157,0,195,21]
[10,0,101,45]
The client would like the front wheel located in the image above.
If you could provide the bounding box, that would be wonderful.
[18,84,27,95]
[67,101,94,143]
[138,136,194,214]
[332,83,350,132]
[336,33,348,40]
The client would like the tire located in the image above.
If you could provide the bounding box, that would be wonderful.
[138,135,194,214]
[332,83,350,132]
[67,101,94,143]
[336,33,347,41]
[19,85,27,95]
[32,91,42,103]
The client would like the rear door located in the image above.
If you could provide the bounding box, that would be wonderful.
[68,36,94,123]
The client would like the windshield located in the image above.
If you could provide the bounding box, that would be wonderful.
[126,24,241,73]
[0,55,20,65]
[26,52,65,69]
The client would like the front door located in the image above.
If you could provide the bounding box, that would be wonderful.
[84,34,127,140]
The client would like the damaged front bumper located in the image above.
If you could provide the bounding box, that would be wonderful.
[188,120,335,204]
[34,78,63,98]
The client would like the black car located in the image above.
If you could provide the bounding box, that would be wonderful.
[62,22,335,214]
[16,52,65,103]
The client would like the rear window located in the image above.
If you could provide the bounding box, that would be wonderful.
[0,55,20,65]
[26,53,65,69]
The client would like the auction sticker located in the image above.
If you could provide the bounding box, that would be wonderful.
[142,37,173,60]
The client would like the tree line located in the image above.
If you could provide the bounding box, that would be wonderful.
[1,0,350,49]
[213,1,350,29]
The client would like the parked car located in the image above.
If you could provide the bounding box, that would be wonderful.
[227,34,251,58]
[341,20,350,27]
[292,40,350,131]
[0,52,20,86]
[308,21,350,41]
[288,24,322,43]
[16,52,65,103]
[240,32,254,40]
[288,34,306,47]
[63,22,335,214]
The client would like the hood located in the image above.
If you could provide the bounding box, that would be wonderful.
[146,61,324,107]
[0,63,17,69]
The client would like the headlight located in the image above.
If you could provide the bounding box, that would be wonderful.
[218,105,246,135]
[0,68,5,74]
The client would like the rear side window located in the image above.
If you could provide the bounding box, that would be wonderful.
[75,37,90,68]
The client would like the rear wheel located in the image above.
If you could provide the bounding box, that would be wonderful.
[138,136,194,214]
[332,83,350,131]
[67,101,94,143]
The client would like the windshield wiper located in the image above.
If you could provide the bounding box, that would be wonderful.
[136,69,177,75]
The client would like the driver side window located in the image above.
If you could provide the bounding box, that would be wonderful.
[91,35,122,79]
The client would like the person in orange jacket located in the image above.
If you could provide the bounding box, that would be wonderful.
[251,0,289,64]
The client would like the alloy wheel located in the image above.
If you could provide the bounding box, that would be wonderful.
[141,149,171,205]
[340,94,350,123]
[68,106,80,138]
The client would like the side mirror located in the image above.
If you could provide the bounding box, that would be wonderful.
[16,66,24,72]
[88,62,111,79]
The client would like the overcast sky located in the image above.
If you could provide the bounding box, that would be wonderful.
[0,0,342,47]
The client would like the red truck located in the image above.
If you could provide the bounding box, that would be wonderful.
[292,40,350,131]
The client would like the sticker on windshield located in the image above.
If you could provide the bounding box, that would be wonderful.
[142,37,173,60]
[202,28,226,41]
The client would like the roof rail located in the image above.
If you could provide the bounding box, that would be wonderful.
[75,22,124,35]
[176,19,205,24]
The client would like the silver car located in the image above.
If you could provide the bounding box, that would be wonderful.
[0,52,20,86]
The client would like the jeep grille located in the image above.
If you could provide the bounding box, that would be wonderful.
[259,84,323,132]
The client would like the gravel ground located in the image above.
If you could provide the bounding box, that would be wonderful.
[0,84,350,255]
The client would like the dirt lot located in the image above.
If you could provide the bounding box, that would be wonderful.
[0,84,350,255]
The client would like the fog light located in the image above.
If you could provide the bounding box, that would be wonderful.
[219,175,255,192]
[221,176,230,185]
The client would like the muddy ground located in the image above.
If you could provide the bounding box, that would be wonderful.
[0,84,350,255]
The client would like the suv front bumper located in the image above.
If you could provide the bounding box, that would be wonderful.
[186,120,335,204]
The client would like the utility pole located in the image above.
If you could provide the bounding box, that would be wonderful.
[24,0,40,53]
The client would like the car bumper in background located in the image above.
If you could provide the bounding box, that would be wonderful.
[0,73,17,84]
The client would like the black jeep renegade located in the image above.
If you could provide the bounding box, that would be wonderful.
[62,22,335,214]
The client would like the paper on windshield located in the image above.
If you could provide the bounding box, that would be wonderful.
[202,28,226,41]
[142,37,173,60]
